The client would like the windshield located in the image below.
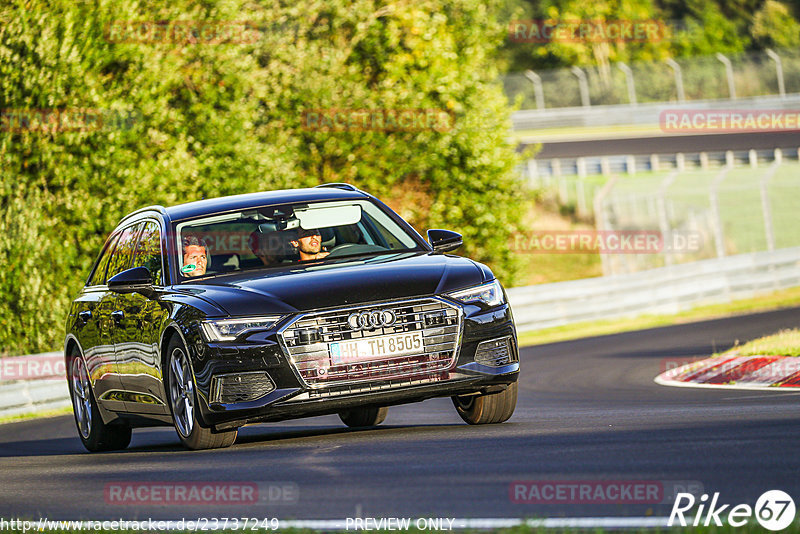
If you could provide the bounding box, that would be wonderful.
[174,199,424,280]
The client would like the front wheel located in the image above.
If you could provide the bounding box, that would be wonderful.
[339,406,388,428]
[68,353,131,452]
[452,382,517,425]
[167,337,237,450]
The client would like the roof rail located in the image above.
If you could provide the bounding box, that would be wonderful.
[119,204,168,222]
[314,182,360,192]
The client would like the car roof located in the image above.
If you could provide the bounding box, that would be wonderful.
[121,187,371,224]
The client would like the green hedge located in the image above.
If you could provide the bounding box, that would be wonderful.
[0,0,525,356]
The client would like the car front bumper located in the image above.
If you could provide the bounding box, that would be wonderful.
[187,298,519,431]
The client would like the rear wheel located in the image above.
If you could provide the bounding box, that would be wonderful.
[166,337,237,450]
[339,406,388,428]
[68,353,131,452]
[452,382,517,425]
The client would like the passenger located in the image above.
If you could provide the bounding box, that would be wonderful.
[182,236,208,277]
[249,229,282,267]
[289,228,330,261]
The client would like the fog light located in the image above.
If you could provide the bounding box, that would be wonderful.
[474,337,515,367]
[211,372,276,404]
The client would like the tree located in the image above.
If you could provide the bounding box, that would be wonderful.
[752,0,800,48]
[0,0,524,354]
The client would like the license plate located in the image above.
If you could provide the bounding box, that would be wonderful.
[329,332,424,365]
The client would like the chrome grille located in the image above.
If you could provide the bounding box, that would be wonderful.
[279,298,461,389]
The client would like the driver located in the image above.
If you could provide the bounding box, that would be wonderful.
[182,236,208,277]
[289,228,329,262]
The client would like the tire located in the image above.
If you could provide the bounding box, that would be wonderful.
[166,336,237,450]
[339,406,388,428]
[452,382,517,425]
[68,352,131,452]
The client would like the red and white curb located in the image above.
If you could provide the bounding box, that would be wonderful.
[655,354,800,391]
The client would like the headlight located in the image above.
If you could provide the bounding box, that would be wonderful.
[448,280,505,307]
[201,316,283,341]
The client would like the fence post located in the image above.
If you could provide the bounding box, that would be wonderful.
[666,59,685,102]
[594,176,619,276]
[570,66,591,107]
[526,158,539,188]
[710,156,732,258]
[765,49,786,98]
[760,150,781,253]
[657,172,678,266]
[601,156,611,177]
[715,53,736,100]
[676,153,685,172]
[552,159,568,204]
[524,70,546,110]
[618,62,637,105]
[576,157,587,217]
[626,155,636,176]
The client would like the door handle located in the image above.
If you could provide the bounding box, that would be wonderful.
[111,310,125,324]
[77,310,92,324]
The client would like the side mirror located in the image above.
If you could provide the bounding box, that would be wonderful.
[108,266,153,293]
[427,229,463,254]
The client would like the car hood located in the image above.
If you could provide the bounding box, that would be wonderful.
[176,252,492,316]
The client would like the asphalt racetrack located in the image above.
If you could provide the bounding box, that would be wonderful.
[1,307,799,521]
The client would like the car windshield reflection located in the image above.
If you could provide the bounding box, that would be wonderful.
[175,199,423,281]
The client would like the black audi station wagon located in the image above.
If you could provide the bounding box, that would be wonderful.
[65,184,519,450]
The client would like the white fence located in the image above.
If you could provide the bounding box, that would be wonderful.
[0,351,69,419]
[511,93,800,132]
[521,147,800,276]
[504,48,800,112]
[507,247,800,332]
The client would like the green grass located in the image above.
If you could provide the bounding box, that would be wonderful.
[525,161,800,275]
[511,123,664,142]
[719,328,800,358]
[0,406,71,425]
[517,285,800,347]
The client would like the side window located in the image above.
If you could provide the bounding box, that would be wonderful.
[133,221,163,285]
[87,233,120,286]
[106,222,144,281]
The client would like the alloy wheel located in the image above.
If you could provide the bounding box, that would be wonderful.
[71,357,92,439]
[169,347,195,438]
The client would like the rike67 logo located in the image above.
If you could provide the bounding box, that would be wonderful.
[670,490,796,530]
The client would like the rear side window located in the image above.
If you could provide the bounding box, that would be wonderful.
[87,233,120,286]
[106,223,144,281]
[132,221,164,285]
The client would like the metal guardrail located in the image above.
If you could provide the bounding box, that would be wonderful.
[0,351,69,419]
[507,247,800,331]
[511,93,800,132]
[3,247,800,418]
[527,148,800,181]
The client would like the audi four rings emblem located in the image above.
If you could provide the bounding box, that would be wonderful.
[347,309,396,330]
